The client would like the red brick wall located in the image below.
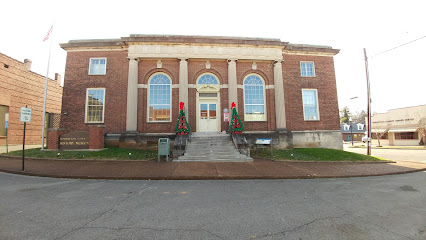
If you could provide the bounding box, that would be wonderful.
[59,51,340,136]
[0,53,63,145]
[236,61,276,132]
[89,125,105,149]
[283,54,340,131]
[60,51,128,134]
[138,59,179,133]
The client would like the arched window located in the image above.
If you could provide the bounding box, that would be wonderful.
[244,74,266,121]
[148,73,171,122]
[197,74,219,85]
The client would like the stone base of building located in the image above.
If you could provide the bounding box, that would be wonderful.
[117,132,175,150]
[292,130,343,150]
[112,130,343,150]
[243,130,293,149]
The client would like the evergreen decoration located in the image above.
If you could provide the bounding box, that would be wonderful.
[230,102,244,134]
[175,102,189,135]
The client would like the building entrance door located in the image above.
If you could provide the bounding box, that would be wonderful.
[199,102,218,132]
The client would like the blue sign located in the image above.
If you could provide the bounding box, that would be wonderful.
[255,138,271,144]
[5,121,8,129]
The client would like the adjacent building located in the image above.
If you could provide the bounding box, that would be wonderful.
[0,53,63,146]
[370,105,426,146]
[341,123,366,142]
[59,35,342,149]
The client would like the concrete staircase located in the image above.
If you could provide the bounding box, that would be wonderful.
[174,132,253,162]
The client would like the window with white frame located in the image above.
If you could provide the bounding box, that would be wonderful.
[302,89,319,120]
[148,73,171,122]
[357,123,364,131]
[197,74,219,85]
[85,88,105,123]
[244,74,266,121]
[344,124,350,131]
[300,61,315,77]
[89,58,106,75]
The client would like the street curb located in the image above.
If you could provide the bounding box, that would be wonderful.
[1,167,426,180]
[0,154,394,164]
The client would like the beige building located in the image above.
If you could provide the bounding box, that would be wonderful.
[0,53,63,146]
[370,105,426,146]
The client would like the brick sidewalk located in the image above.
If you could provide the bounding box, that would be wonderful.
[1,155,425,180]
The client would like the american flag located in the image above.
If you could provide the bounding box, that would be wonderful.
[43,26,53,42]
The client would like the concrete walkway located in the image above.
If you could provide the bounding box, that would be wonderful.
[0,144,42,154]
[0,155,425,180]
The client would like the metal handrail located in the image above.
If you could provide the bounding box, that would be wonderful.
[230,131,250,157]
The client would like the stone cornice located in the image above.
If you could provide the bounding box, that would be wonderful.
[59,35,340,56]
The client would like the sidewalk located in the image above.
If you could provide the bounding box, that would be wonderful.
[1,155,425,180]
[344,142,426,150]
[0,144,42,154]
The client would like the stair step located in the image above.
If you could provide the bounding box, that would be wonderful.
[175,132,252,162]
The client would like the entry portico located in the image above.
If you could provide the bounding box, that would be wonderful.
[124,36,287,133]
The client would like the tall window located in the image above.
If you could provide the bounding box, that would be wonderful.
[198,74,218,85]
[300,61,315,77]
[148,73,171,122]
[244,74,265,121]
[89,58,106,75]
[85,88,105,123]
[302,89,319,121]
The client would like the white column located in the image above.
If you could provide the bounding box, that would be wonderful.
[274,60,287,129]
[179,58,189,111]
[126,58,139,132]
[228,59,238,109]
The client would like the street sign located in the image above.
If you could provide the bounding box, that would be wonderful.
[223,112,229,122]
[5,121,8,129]
[20,107,32,122]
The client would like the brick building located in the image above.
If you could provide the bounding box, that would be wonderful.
[0,53,63,146]
[59,35,342,149]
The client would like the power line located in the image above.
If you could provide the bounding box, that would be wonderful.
[371,35,426,58]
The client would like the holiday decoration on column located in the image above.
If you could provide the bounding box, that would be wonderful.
[230,102,244,134]
[175,102,189,135]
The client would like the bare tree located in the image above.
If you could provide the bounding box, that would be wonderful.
[417,117,426,145]
[352,110,367,124]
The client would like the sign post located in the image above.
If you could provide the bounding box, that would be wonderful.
[5,113,9,153]
[20,106,32,172]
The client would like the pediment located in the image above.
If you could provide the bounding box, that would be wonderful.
[196,84,220,93]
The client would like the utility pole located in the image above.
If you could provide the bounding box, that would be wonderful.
[364,48,372,155]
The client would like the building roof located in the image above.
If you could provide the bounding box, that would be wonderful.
[340,123,366,134]
[60,34,340,54]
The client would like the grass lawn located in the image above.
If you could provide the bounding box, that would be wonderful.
[4,147,158,160]
[252,148,385,162]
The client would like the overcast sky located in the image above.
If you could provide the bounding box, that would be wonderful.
[1,0,425,115]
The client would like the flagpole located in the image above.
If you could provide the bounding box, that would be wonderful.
[41,26,53,150]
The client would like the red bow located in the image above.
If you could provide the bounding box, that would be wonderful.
[231,102,236,110]
[180,102,184,111]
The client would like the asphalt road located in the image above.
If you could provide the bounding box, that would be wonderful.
[344,144,426,163]
[1,172,425,240]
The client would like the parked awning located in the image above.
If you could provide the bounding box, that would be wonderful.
[371,129,387,133]
[388,128,417,133]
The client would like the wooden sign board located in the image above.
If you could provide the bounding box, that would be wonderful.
[60,131,89,150]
